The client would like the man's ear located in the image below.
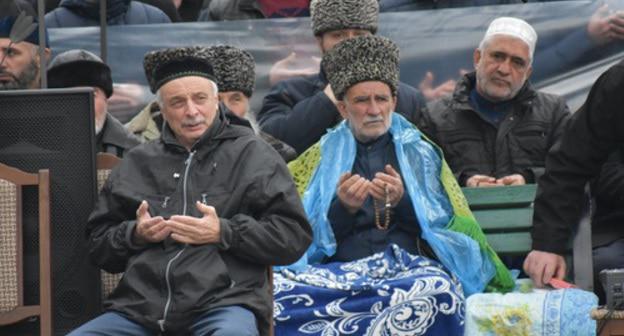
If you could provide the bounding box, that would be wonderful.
[473,48,481,70]
[315,36,325,53]
[525,64,533,80]
[336,100,348,120]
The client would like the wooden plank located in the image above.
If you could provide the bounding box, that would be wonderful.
[462,184,537,209]
[474,208,534,232]
[486,232,532,255]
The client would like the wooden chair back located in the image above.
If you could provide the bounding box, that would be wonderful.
[0,163,52,335]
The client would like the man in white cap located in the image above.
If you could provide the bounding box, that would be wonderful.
[421,17,570,188]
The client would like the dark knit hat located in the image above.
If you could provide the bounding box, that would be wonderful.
[143,46,216,93]
[0,0,50,47]
[48,49,113,97]
[321,35,399,101]
[205,45,255,98]
[310,0,379,36]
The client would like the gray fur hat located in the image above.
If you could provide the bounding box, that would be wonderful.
[321,35,399,101]
[310,0,379,36]
[143,46,216,93]
[206,45,255,98]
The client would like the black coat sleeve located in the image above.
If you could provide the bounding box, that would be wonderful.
[531,62,624,254]
[257,79,341,155]
[217,140,312,266]
[86,165,149,273]
[592,152,624,208]
[526,96,572,183]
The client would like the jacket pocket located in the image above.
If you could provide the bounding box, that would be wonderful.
[513,122,548,163]
[439,130,485,169]
[196,189,234,216]
[175,245,233,308]
[141,193,177,219]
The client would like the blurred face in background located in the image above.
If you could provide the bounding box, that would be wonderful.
[219,90,250,118]
[0,39,44,90]
[317,28,371,53]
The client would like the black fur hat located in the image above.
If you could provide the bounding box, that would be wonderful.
[321,35,399,101]
[206,45,255,98]
[310,0,378,36]
[143,46,216,93]
[47,49,113,97]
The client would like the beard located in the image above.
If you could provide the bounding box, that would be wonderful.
[0,59,39,90]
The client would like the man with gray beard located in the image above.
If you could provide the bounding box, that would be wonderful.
[421,17,570,188]
[48,49,140,157]
[0,0,50,90]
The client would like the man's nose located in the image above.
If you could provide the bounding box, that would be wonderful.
[368,101,382,115]
[185,101,200,116]
[346,31,359,39]
[497,59,512,75]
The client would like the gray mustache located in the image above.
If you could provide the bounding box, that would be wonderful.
[363,116,384,124]
[181,118,206,127]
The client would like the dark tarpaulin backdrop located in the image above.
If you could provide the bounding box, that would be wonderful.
[48,0,624,122]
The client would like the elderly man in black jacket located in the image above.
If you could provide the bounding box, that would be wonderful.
[257,0,426,156]
[421,17,570,188]
[68,47,312,336]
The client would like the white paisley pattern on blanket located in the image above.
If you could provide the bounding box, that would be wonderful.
[273,245,465,336]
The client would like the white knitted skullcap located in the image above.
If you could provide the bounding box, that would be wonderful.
[482,17,537,57]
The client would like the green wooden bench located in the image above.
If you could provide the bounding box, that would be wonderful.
[461,184,594,291]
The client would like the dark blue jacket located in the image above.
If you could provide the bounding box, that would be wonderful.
[45,0,170,27]
[257,72,426,155]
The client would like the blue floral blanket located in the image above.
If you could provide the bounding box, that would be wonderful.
[273,245,465,336]
[465,279,597,336]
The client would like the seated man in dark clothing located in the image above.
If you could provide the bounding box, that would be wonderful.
[326,129,433,262]
[47,49,141,158]
[591,151,624,302]
[257,0,426,156]
[68,46,312,336]
[274,35,512,335]
[524,60,624,289]
[287,35,512,294]
[421,17,570,187]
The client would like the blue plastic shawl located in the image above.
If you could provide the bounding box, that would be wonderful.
[284,113,495,295]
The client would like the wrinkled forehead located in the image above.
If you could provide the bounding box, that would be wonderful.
[345,80,393,99]
[0,37,35,51]
[160,76,217,98]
